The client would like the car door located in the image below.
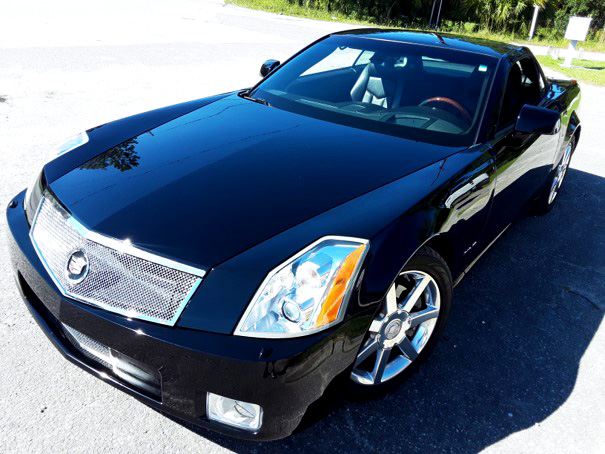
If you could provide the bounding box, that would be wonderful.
[483,54,560,240]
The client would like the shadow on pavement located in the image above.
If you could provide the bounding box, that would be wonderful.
[171,168,604,453]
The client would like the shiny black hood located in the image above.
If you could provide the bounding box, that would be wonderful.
[49,94,463,269]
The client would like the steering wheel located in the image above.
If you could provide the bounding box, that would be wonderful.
[419,97,472,124]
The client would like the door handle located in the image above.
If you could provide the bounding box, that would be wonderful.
[470,173,490,190]
[444,173,490,208]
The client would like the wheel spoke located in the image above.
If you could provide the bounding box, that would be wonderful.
[354,338,379,367]
[401,275,431,312]
[372,348,390,383]
[395,284,406,299]
[397,337,418,360]
[412,325,430,352]
[368,319,382,333]
[563,145,572,166]
[385,284,398,315]
[409,305,439,327]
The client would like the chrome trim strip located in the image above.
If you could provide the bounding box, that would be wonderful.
[170,278,203,324]
[62,215,205,278]
[233,235,370,339]
[41,194,206,278]
[29,192,206,326]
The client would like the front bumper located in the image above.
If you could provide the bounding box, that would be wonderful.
[6,191,368,440]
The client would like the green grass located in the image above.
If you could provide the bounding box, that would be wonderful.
[447,29,605,52]
[536,56,605,86]
[227,0,605,53]
[511,37,605,53]
[227,0,375,25]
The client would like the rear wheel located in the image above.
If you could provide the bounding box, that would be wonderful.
[348,246,452,394]
[533,135,575,215]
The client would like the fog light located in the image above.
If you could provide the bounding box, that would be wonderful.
[206,393,263,431]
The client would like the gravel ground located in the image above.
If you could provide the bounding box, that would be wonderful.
[1,1,604,453]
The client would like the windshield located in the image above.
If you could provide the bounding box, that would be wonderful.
[250,35,498,147]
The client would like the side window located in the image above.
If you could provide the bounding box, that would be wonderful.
[536,65,547,95]
[498,63,524,129]
[498,58,543,129]
[538,72,546,93]
[519,57,543,104]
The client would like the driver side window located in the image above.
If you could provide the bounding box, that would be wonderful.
[498,57,544,130]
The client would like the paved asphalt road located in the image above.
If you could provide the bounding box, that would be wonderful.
[1,1,604,452]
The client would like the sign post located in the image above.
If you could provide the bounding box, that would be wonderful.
[563,16,592,66]
[529,5,540,40]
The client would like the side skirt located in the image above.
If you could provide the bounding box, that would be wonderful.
[453,223,511,287]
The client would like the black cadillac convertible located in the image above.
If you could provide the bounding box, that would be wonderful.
[6,29,581,440]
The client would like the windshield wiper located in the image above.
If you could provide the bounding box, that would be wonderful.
[239,90,271,106]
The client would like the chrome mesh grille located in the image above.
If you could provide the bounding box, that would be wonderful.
[63,323,113,369]
[30,194,204,325]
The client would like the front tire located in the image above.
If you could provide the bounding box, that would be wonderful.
[348,246,452,395]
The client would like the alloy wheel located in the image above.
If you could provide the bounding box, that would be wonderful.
[350,270,440,386]
[548,142,573,205]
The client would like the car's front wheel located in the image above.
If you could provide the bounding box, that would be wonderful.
[533,135,576,215]
[349,246,452,394]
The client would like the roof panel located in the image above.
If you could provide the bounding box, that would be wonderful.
[332,29,521,57]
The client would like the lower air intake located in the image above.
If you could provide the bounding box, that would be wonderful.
[62,323,161,399]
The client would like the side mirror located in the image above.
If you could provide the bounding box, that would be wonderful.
[515,104,561,135]
[260,59,280,77]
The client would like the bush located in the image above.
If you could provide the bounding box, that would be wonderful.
[464,22,478,33]
[441,19,455,31]
[536,27,563,41]
[518,21,528,38]
[589,28,605,44]
[436,21,477,34]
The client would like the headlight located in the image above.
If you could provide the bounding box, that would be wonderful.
[24,131,89,224]
[24,170,45,225]
[235,236,369,338]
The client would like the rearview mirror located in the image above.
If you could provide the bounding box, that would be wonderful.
[515,104,561,135]
[260,59,280,77]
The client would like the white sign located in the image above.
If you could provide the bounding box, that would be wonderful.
[565,16,592,41]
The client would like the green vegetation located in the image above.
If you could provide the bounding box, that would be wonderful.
[227,0,605,52]
[536,56,605,86]
[227,0,367,23]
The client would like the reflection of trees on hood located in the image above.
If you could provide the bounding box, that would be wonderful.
[80,139,140,172]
